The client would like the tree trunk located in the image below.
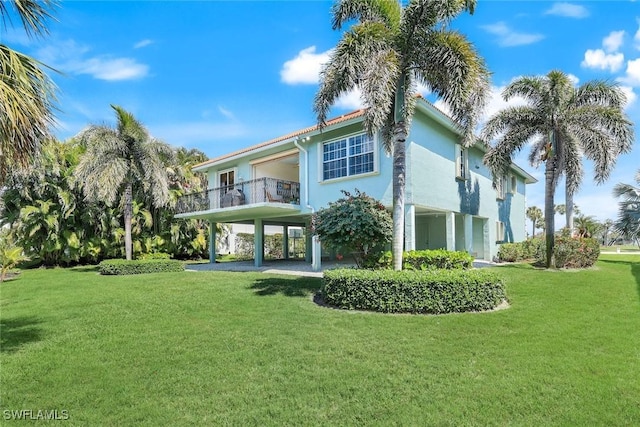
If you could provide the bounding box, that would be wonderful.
[544,159,557,268]
[392,123,407,271]
[124,182,133,260]
[565,185,574,237]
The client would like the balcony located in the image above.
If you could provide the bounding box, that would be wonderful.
[175,177,301,219]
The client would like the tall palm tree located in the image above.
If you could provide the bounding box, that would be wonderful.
[0,0,58,183]
[525,205,543,237]
[75,105,172,260]
[315,0,489,270]
[613,169,640,247]
[483,70,634,268]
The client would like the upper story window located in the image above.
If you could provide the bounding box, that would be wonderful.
[455,144,468,180]
[510,175,517,194]
[496,175,506,200]
[322,133,374,181]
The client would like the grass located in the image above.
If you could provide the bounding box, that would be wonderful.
[1,255,639,425]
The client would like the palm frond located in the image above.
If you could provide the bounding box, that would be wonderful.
[0,0,57,38]
[331,0,401,31]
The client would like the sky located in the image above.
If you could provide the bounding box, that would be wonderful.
[3,0,640,229]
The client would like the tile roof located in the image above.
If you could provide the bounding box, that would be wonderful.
[193,109,366,169]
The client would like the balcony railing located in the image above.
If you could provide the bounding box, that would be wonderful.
[176,177,301,215]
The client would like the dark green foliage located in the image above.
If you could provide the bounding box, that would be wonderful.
[312,190,392,266]
[547,237,600,268]
[498,237,599,268]
[322,268,505,314]
[370,249,473,270]
[98,259,184,275]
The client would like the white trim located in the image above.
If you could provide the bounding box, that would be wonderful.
[496,220,505,242]
[249,149,299,166]
[319,131,378,183]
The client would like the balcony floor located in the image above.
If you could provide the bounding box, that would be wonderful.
[175,202,303,222]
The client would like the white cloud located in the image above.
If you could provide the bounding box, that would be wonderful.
[619,58,640,86]
[280,46,331,85]
[544,2,589,18]
[134,39,154,49]
[217,106,235,120]
[581,49,625,72]
[635,20,640,49]
[567,73,580,86]
[482,84,528,123]
[35,38,149,81]
[480,22,544,47]
[75,57,148,81]
[603,30,625,53]
[619,85,637,109]
[334,88,363,110]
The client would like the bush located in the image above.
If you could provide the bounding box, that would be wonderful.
[497,238,544,263]
[313,189,392,267]
[322,268,506,314]
[546,237,600,268]
[99,259,184,275]
[137,252,171,260]
[369,249,473,270]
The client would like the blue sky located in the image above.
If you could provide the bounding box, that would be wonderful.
[4,0,640,226]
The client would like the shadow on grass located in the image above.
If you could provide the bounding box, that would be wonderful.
[68,265,100,273]
[0,316,44,354]
[249,276,322,297]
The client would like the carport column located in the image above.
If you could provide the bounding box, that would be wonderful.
[312,236,322,272]
[464,214,473,255]
[483,219,491,261]
[404,204,416,251]
[209,221,217,264]
[305,223,312,263]
[283,225,289,260]
[445,212,456,251]
[254,218,264,267]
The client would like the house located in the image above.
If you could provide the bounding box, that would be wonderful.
[175,97,537,270]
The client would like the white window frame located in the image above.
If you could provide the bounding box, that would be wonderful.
[319,132,378,182]
[217,167,238,193]
[496,176,506,200]
[496,220,505,242]
[455,144,468,180]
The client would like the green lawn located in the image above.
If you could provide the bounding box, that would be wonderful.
[1,256,639,425]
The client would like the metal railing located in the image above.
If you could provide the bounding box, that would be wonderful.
[176,177,301,214]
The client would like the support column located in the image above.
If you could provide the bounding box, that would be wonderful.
[464,214,473,256]
[254,218,264,267]
[445,212,456,251]
[209,221,217,264]
[483,219,491,261]
[404,204,416,251]
[312,236,322,272]
[305,224,313,263]
[283,225,289,260]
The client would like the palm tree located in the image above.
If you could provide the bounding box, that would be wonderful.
[75,105,172,260]
[315,0,489,270]
[574,215,601,238]
[525,205,543,237]
[613,169,640,247]
[0,0,57,183]
[483,70,634,268]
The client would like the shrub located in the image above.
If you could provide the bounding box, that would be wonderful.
[322,268,506,314]
[497,243,523,262]
[312,189,392,267]
[369,249,473,270]
[544,237,600,268]
[137,252,171,260]
[497,238,545,263]
[99,259,184,275]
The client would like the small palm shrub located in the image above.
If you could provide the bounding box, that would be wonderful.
[322,268,505,314]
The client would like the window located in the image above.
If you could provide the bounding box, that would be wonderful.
[455,144,467,180]
[218,169,235,193]
[496,221,505,242]
[496,176,506,200]
[510,175,517,194]
[322,133,374,180]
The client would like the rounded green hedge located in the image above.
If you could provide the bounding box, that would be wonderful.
[321,268,506,314]
[98,259,184,275]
